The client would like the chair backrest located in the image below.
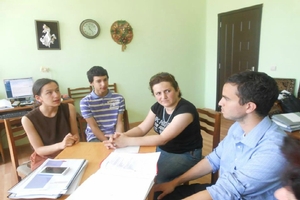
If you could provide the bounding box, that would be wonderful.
[4,118,31,183]
[108,83,117,93]
[198,108,221,151]
[68,86,92,100]
[123,109,130,132]
[197,108,221,184]
[67,83,117,99]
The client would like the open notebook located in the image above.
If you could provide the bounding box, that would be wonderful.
[67,151,160,200]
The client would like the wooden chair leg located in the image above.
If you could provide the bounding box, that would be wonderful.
[0,139,5,163]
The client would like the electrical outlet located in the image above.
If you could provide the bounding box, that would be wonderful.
[270,66,277,71]
[40,67,50,72]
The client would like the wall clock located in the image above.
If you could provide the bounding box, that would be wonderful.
[79,19,100,39]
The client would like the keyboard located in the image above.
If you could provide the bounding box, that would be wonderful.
[0,110,30,119]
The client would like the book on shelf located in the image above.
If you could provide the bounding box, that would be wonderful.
[7,158,88,199]
[67,151,161,200]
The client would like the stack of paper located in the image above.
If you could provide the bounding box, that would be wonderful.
[7,158,87,199]
[0,99,13,110]
[67,152,160,200]
[272,112,300,132]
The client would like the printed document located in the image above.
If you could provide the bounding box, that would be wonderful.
[0,99,12,110]
[67,152,160,200]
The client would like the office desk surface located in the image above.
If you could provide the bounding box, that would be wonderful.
[55,142,156,199]
[0,98,74,119]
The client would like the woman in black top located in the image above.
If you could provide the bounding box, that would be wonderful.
[104,72,202,184]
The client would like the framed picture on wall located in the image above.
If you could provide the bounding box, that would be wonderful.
[35,20,61,50]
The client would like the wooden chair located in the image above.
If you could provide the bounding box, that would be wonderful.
[4,118,31,183]
[67,83,118,101]
[67,86,92,142]
[67,86,92,100]
[0,138,5,163]
[123,109,130,132]
[184,108,221,185]
[108,83,117,93]
[68,83,128,142]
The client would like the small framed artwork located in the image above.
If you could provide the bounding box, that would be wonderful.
[35,20,61,50]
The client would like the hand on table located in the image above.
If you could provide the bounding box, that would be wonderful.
[103,132,127,149]
[60,133,78,149]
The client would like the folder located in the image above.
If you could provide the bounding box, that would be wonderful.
[272,112,300,127]
[7,158,87,199]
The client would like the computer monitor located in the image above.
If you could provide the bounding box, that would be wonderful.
[3,77,34,100]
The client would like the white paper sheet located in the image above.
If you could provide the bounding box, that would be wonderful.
[67,152,160,200]
[114,145,140,153]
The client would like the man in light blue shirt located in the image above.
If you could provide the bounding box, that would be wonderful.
[154,71,287,200]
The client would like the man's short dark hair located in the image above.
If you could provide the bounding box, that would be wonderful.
[87,66,109,83]
[226,71,279,117]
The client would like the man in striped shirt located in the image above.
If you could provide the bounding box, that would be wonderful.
[80,66,125,142]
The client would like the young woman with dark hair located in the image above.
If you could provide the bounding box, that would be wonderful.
[22,78,79,170]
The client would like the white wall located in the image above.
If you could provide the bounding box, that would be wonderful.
[0,0,206,122]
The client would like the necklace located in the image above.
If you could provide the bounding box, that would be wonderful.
[162,108,174,124]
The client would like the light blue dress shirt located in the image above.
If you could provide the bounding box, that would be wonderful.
[206,117,287,200]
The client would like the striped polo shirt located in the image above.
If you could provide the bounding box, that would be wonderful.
[80,90,125,141]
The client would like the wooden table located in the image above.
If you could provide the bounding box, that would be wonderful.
[287,130,300,140]
[55,142,156,199]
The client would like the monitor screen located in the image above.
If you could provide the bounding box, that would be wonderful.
[3,77,34,99]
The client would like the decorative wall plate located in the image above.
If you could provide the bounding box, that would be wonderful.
[110,20,133,51]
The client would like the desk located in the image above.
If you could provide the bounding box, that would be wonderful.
[55,142,156,199]
[0,98,74,121]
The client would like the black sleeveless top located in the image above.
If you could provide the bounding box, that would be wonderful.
[151,98,203,153]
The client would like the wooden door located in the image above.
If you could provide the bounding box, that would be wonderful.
[216,4,263,110]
